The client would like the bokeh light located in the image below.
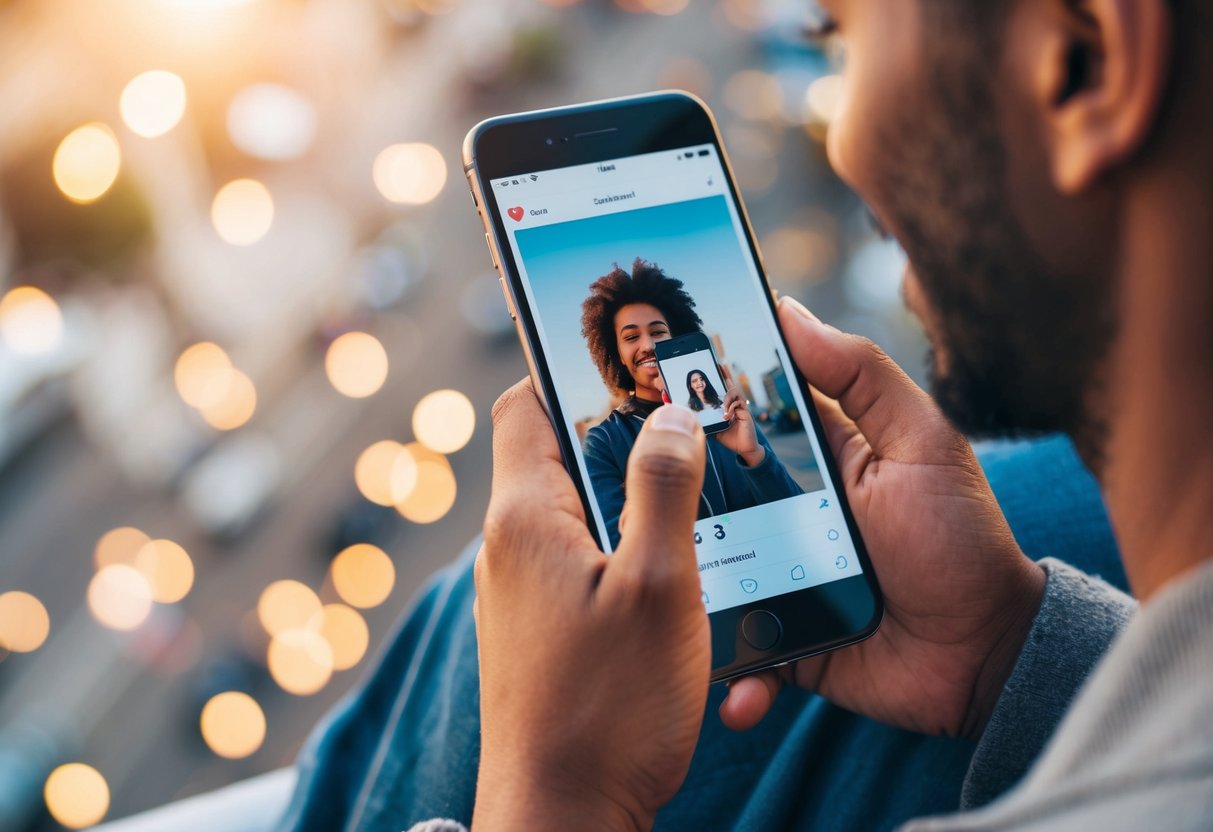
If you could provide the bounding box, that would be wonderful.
[805,74,844,126]
[159,0,256,7]
[0,591,51,653]
[308,604,368,671]
[372,143,447,205]
[330,543,395,609]
[173,342,257,429]
[120,70,187,138]
[395,452,457,524]
[211,179,274,245]
[199,691,266,759]
[134,539,195,603]
[718,0,763,31]
[324,332,389,398]
[174,342,234,409]
[44,763,109,829]
[354,440,417,507]
[722,70,783,121]
[267,628,333,695]
[196,368,257,430]
[94,526,152,570]
[412,389,475,454]
[657,56,713,100]
[640,0,689,14]
[87,565,154,631]
[410,0,459,12]
[0,286,65,356]
[257,580,321,636]
[53,123,121,204]
[227,83,317,161]
[762,224,837,287]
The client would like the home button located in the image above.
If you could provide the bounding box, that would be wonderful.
[741,610,782,651]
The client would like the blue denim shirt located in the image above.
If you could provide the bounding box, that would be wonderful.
[277,435,1127,832]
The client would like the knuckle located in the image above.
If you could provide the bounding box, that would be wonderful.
[851,334,887,364]
[490,379,532,426]
[629,445,699,494]
[611,558,683,608]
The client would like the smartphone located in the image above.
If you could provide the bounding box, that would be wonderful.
[654,333,731,435]
[463,91,882,682]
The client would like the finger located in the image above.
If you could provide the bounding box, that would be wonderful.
[611,404,705,586]
[484,379,594,569]
[778,296,940,460]
[809,387,872,487]
[718,672,783,731]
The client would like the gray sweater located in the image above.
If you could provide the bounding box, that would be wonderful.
[413,558,1213,831]
[905,557,1213,831]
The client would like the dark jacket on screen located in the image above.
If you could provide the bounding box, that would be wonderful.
[583,395,803,548]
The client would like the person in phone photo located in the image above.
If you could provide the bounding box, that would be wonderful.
[579,257,802,548]
[685,369,723,414]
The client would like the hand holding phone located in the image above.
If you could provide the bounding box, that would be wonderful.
[712,364,766,468]
[476,381,711,830]
[719,300,1046,739]
[465,92,881,681]
[474,302,1047,831]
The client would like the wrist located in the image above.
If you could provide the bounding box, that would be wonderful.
[960,560,1047,741]
[739,447,766,468]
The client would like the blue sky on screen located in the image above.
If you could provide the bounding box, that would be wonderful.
[514,195,782,423]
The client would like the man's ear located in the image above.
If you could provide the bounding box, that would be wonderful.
[1020,0,1174,194]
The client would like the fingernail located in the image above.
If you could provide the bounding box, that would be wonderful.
[649,403,699,437]
[780,295,819,322]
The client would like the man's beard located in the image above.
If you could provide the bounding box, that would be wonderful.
[873,18,1117,469]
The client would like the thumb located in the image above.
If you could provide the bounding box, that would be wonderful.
[777,295,941,461]
[612,404,705,583]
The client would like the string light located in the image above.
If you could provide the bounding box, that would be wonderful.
[412,389,475,454]
[53,123,121,204]
[44,764,109,829]
[330,544,395,609]
[120,70,187,138]
[211,179,274,245]
[200,692,266,759]
[372,143,447,205]
[0,592,51,653]
[325,332,389,398]
[0,287,64,356]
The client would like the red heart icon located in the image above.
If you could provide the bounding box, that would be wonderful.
[507,206,524,221]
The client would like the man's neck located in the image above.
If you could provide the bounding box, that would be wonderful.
[1102,164,1213,603]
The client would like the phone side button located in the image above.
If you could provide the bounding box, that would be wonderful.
[740,610,782,651]
[498,277,517,321]
[484,233,498,270]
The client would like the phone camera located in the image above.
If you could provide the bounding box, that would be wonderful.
[545,137,554,146]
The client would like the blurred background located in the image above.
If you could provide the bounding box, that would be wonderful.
[0,0,924,828]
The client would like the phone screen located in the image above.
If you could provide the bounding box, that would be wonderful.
[489,143,862,615]
[655,337,731,433]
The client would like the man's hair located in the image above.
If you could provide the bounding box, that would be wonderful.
[580,258,702,393]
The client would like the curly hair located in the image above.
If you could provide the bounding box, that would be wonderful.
[580,258,702,394]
